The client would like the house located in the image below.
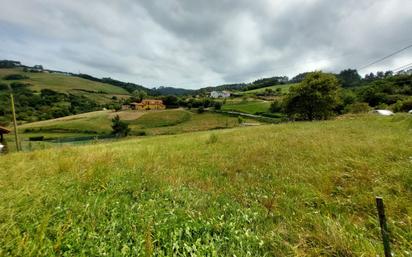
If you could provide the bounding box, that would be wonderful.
[130,99,166,110]
[210,91,230,98]
[0,126,10,142]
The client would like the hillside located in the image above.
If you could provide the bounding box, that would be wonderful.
[240,83,298,95]
[0,68,130,102]
[1,114,411,256]
[7,109,257,151]
[221,99,271,114]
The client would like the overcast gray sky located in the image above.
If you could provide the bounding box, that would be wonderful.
[1,0,411,89]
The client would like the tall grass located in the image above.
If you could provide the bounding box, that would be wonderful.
[0,114,411,256]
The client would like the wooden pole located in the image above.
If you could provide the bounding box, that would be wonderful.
[10,92,21,151]
[376,197,391,257]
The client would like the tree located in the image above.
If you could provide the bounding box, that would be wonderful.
[213,101,222,110]
[132,90,147,102]
[269,100,283,113]
[337,69,361,87]
[162,95,179,108]
[284,71,340,120]
[111,115,130,137]
[197,106,205,114]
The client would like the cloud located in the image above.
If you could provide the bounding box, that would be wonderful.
[0,0,411,89]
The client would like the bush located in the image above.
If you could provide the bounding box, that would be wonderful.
[29,136,44,142]
[269,100,283,113]
[393,98,412,112]
[111,115,130,137]
[197,106,205,114]
[213,101,222,110]
[3,74,28,80]
[136,130,147,136]
[344,102,371,114]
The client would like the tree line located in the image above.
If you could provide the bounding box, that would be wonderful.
[270,71,412,121]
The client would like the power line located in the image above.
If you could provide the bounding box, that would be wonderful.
[392,61,412,72]
[358,43,412,71]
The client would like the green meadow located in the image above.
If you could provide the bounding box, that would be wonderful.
[1,114,411,256]
[240,83,298,95]
[7,109,255,151]
[221,100,271,114]
[0,68,130,103]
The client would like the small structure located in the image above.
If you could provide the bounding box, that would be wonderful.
[210,91,230,98]
[373,110,394,116]
[0,126,11,142]
[131,99,166,111]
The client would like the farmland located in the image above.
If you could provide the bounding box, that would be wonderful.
[6,109,256,151]
[221,100,271,114]
[0,68,130,103]
[1,114,411,256]
[239,83,298,95]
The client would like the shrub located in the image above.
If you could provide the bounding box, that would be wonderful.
[344,102,371,114]
[136,130,147,136]
[29,136,44,142]
[3,74,28,80]
[269,100,283,113]
[197,106,205,114]
[402,99,412,112]
[111,115,130,137]
[214,101,222,110]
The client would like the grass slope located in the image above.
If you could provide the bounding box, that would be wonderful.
[1,115,411,256]
[222,100,271,114]
[11,110,254,151]
[0,68,130,103]
[240,83,298,94]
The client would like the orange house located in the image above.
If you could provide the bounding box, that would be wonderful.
[130,99,166,110]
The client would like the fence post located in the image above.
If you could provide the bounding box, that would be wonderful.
[376,197,391,257]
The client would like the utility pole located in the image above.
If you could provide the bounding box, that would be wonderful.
[10,90,21,151]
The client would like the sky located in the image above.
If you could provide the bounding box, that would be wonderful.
[0,0,412,89]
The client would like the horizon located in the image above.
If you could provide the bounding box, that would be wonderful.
[1,0,412,89]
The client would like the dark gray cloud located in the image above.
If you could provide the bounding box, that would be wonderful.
[1,0,411,89]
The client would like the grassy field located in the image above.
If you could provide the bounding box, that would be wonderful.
[0,68,130,103]
[127,110,191,128]
[240,83,299,95]
[8,109,255,151]
[0,114,411,256]
[222,100,271,114]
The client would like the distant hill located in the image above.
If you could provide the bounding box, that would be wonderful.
[0,68,130,103]
[151,86,194,96]
[196,76,290,94]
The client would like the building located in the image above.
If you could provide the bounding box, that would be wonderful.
[210,91,231,98]
[130,99,166,110]
[0,126,10,142]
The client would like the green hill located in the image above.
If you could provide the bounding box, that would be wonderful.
[221,100,271,114]
[1,114,411,256]
[10,109,257,151]
[0,68,130,103]
[240,83,298,94]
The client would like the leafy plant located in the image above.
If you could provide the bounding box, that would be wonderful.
[111,115,130,137]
